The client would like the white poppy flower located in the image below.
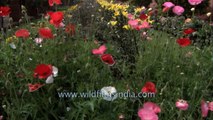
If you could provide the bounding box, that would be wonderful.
[101,86,118,101]
[46,75,54,84]
[9,43,16,49]
[45,66,58,84]
[34,38,43,44]
[52,66,58,77]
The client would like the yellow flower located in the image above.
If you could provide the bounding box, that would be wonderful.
[147,16,154,24]
[134,7,142,13]
[6,36,17,44]
[109,21,117,26]
[68,5,78,11]
[123,25,130,30]
[114,11,120,16]
[122,11,128,17]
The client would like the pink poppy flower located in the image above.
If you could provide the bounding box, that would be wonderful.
[138,108,158,120]
[201,100,209,117]
[188,0,203,5]
[208,101,213,111]
[163,2,175,8]
[143,102,161,113]
[92,45,107,55]
[28,83,45,92]
[138,21,151,29]
[176,99,189,110]
[128,19,139,28]
[34,38,43,44]
[172,6,185,16]
[162,2,175,12]
[127,13,134,20]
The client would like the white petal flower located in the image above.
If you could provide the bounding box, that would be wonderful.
[52,66,58,77]
[34,38,43,44]
[9,43,16,49]
[101,86,118,101]
[46,75,54,84]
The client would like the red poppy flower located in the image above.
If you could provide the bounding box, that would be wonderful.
[177,38,191,47]
[49,11,64,27]
[39,28,54,39]
[46,11,54,16]
[65,24,75,35]
[28,83,45,92]
[34,64,53,79]
[141,81,157,93]
[183,28,195,35]
[48,0,62,6]
[101,54,115,66]
[15,29,30,38]
[0,6,11,16]
[139,13,148,20]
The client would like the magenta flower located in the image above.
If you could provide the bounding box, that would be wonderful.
[172,6,185,16]
[138,102,160,120]
[128,19,139,28]
[163,2,175,8]
[176,99,189,110]
[208,101,213,111]
[143,102,161,113]
[138,21,151,29]
[138,108,159,120]
[127,13,134,20]
[92,45,107,55]
[201,100,209,117]
[188,0,203,5]
[162,2,175,12]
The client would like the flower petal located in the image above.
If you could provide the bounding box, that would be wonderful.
[52,66,58,77]
[46,75,54,84]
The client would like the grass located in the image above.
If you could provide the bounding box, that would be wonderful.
[1,25,213,119]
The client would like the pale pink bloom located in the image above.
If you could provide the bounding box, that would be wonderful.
[143,102,161,113]
[34,38,43,44]
[138,21,151,29]
[128,19,139,28]
[127,13,134,20]
[176,99,189,110]
[172,6,185,16]
[208,101,213,111]
[138,108,158,120]
[163,2,175,8]
[201,100,209,117]
[188,0,203,5]
[59,22,65,27]
[92,45,107,55]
